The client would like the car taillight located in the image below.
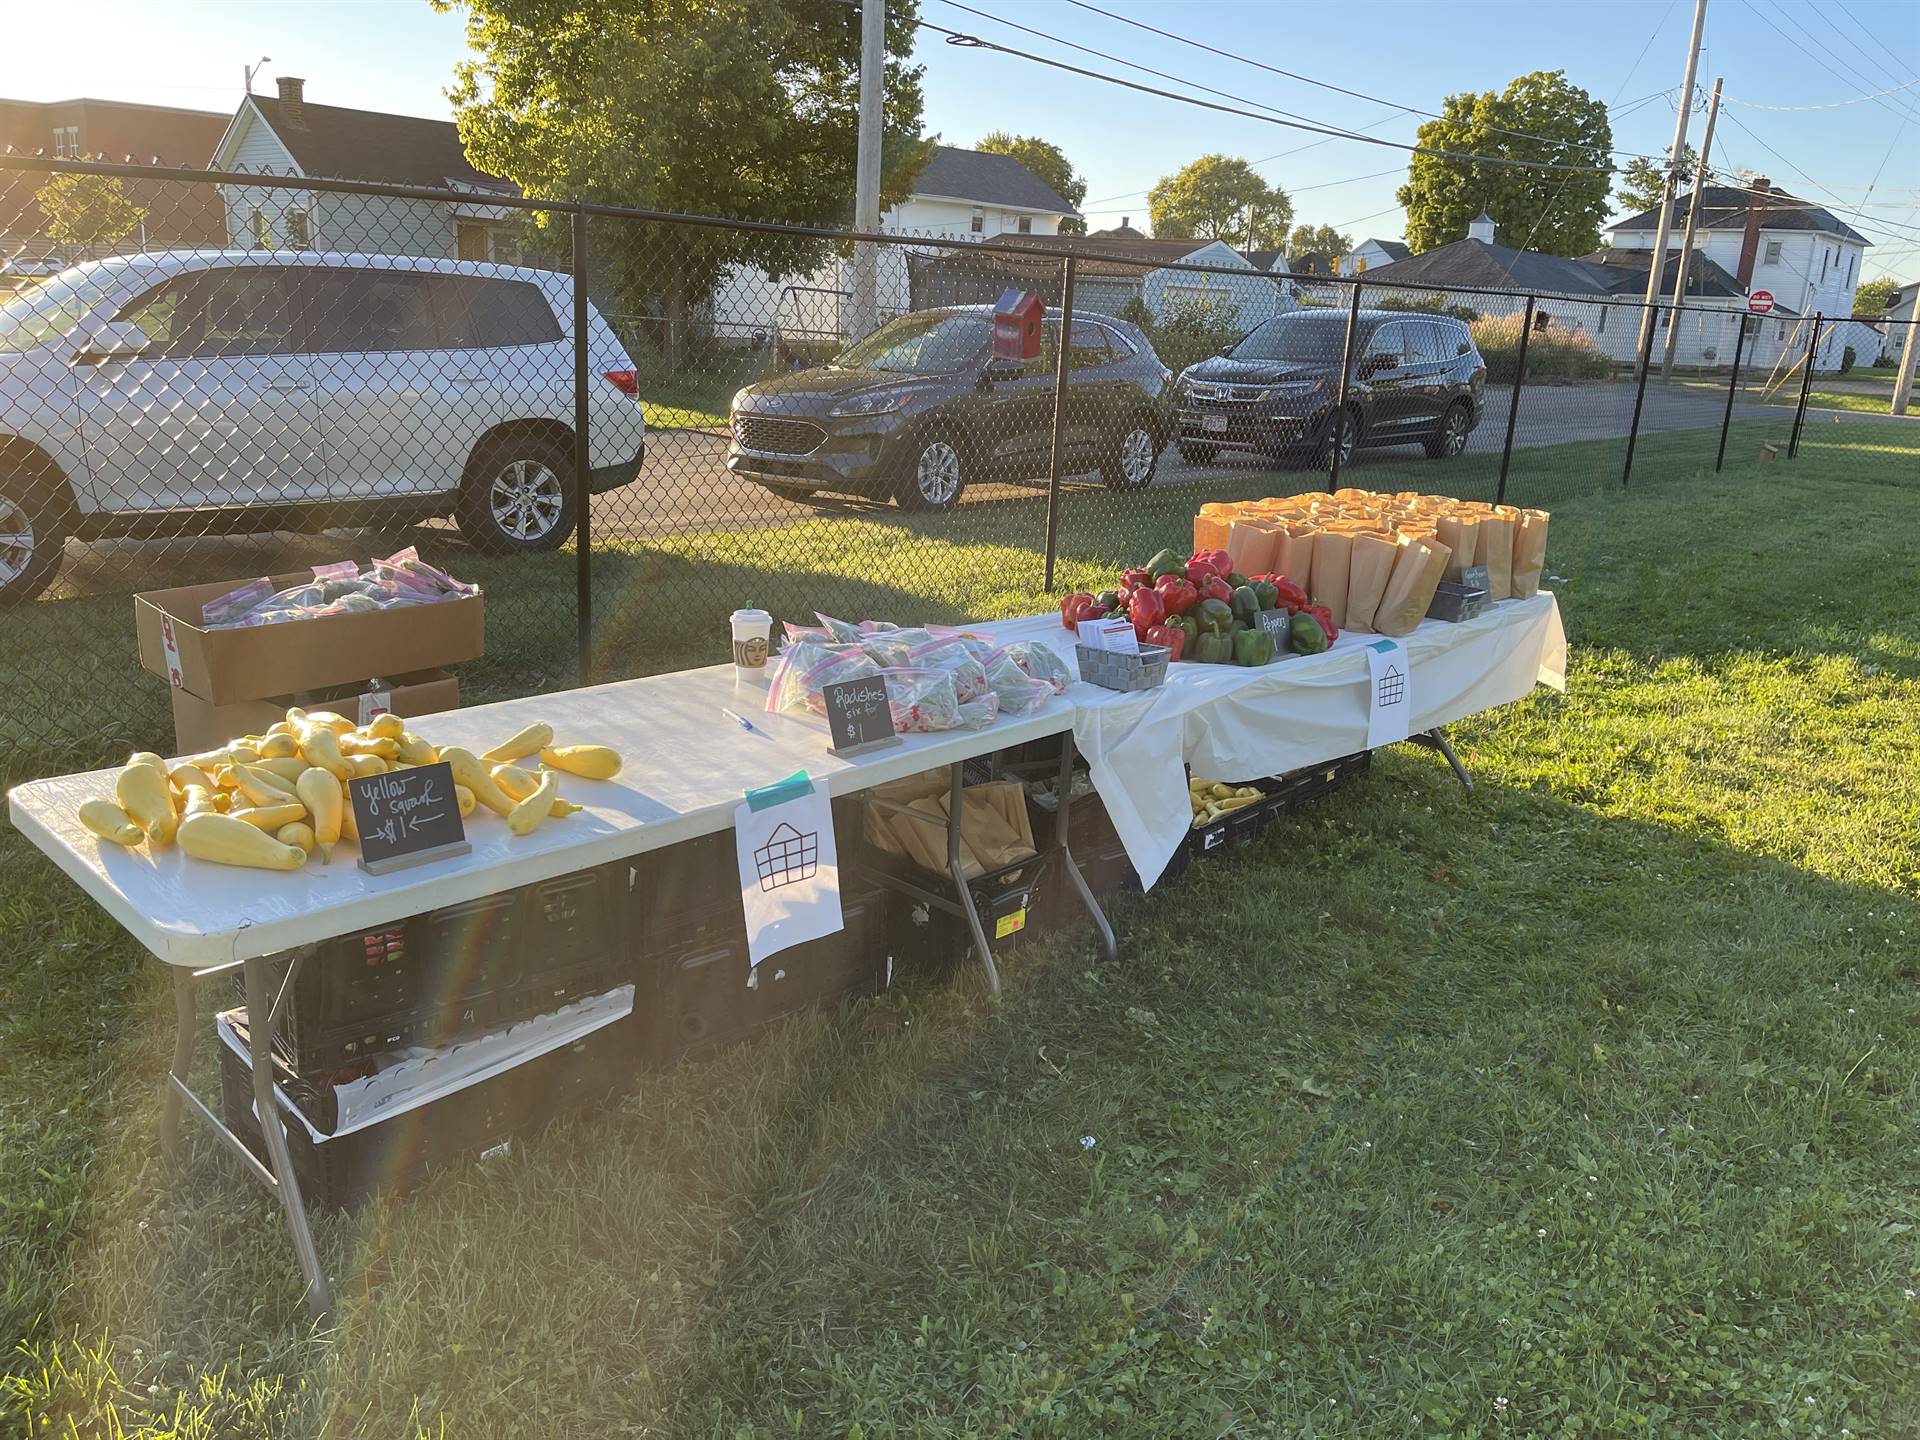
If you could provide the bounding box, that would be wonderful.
[603,369,638,395]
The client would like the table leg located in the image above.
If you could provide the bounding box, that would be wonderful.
[160,966,196,1157]
[1051,733,1118,965]
[946,762,1003,996]
[1409,727,1473,794]
[243,955,334,1322]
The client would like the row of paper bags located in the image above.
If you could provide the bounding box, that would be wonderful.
[1193,491,1549,637]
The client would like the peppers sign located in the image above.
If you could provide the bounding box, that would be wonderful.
[1748,290,1774,315]
[993,288,1045,362]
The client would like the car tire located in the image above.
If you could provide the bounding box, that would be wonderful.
[895,430,966,513]
[1102,416,1162,492]
[756,481,819,503]
[1317,408,1359,471]
[1424,402,1472,460]
[456,433,578,555]
[1176,440,1220,466]
[0,459,69,604]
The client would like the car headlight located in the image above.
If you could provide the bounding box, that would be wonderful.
[1268,378,1323,393]
[828,389,913,418]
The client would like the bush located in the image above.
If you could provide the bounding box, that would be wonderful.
[1841,345,1856,374]
[1116,295,1155,332]
[1140,293,1245,374]
[1376,293,1482,324]
[1469,312,1613,383]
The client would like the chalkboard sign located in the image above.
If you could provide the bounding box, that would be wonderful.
[822,676,899,758]
[348,760,472,875]
[1255,609,1293,650]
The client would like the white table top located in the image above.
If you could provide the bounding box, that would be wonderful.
[7,662,1075,968]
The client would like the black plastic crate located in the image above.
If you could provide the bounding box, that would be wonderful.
[217,1006,645,1211]
[1265,750,1372,816]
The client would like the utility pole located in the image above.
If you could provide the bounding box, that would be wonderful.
[1893,313,1918,416]
[1634,0,1709,381]
[847,0,885,343]
[1660,76,1720,380]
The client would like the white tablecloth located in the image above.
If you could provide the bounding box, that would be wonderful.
[977,594,1566,888]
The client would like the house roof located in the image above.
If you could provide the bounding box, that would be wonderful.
[1608,184,1869,246]
[1581,246,1747,300]
[1360,238,1411,262]
[1362,238,1616,296]
[244,94,513,191]
[994,231,1229,266]
[1241,248,1286,271]
[910,146,1079,216]
[1090,223,1146,240]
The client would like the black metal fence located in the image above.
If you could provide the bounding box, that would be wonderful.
[2,155,1914,770]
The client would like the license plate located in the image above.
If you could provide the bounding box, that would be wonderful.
[1202,414,1228,434]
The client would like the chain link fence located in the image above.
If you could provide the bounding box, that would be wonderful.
[3,155,1914,771]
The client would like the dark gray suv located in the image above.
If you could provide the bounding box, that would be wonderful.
[1176,310,1486,469]
[727,306,1174,511]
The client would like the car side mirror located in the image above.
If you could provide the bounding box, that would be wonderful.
[1358,352,1394,378]
[72,320,153,366]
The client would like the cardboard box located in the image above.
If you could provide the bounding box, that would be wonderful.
[136,571,484,706]
[171,669,460,755]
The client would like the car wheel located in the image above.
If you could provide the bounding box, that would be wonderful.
[756,481,819,503]
[896,431,966,513]
[1176,440,1220,467]
[1424,402,1472,460]
[0,462,68,604]
[456,434,577,554]
[1102,417,1161,492]
[1317,408,1358,471]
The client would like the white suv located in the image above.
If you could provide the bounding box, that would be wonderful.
[0,250,648,600]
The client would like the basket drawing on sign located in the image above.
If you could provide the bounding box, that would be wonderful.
[755,822,819,892]
[1377,663,1406,708]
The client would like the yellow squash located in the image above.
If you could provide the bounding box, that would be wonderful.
[454,783,476,818]
[257,756,313,784]
[506,769,559,837]
[275,821,316,851]
[339,733,400,759]
[296,768,343,862]
[78,799,144,846]
[178,812,306,871]
[346,753,389,778]
[257,732,300,760]
[231,763,296,808]
[181,784,219,816]
[395,732,438,766]
[440,747,515,816]
[168,762,215,793]
[228,801,307,832]
[491,763,583,818]
[364,712,407,741]
[538,744,622,781]
[115,763,178,846]
[481,721,553,765]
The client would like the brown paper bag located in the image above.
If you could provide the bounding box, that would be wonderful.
[1309,531,1352,630]
[1476,510,1516,599]
[1193,509,1235,554]
[1271,527,1314,594]
[1372,536,1453,636]
[1226,520,1280,577]
[1509,509,1550,597]
[1344,533,1399,634]
[1434,513,1481,584]
[865,776,1036,879]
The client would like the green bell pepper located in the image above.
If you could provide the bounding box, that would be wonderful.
[1290,611,1330,655]
[1193,630,1236,665]
[1251,578,1278,612]
[1195,597,1235,635]
[1232,626,1276,666]
[1170,613,1200,654]
[1146,547,1186,580]
[1226,571,1250,590]
[1230,584,1262,625]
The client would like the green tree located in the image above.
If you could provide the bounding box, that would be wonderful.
[1616,143,1698,215]
[1148,155,1292,250]
[36,172,146,251]
[977,131,1087,233]
[437,0,929,362]
[1285,222,1352,261]
[1396,70,1614,257]
[1853,276,1898,316]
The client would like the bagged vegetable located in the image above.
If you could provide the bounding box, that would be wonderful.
[765,640,880,716]
[1509,509,1550,598]
[905,637,988,703]
[880,668,963,733]
[1372,536,1453,637]
[1344,532,1398,634]
[982,648,1058,715]
[1309,531,1352,631]
[1005,641,1071,695]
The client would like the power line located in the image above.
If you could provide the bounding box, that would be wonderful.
[1726,78,1920,111]
[1717,111,1920,243]
[1739,0,1920,125]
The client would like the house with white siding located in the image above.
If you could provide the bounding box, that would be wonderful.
[1338,238,1410,277]
[209,77,523,261]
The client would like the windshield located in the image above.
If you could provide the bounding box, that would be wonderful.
[0,268,126,354]
[1228,313,1351,364]
[830,313,989,374]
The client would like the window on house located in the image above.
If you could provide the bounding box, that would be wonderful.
[250,210,271,250]
[970,207,984,235]
[456,221,491,262]
[1763,239,1782,265]
[1821,248,1829,280]
[53,126,79,156]
[1018,216,1032,234]
[1597,306,1607,334]
[285,210,310,251]
[1846,253,1855,285]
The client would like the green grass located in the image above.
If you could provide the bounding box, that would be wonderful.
[6,428,1920,1436]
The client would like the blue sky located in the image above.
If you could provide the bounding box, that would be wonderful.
[6,0,1915,279]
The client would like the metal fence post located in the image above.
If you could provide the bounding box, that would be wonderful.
[1042,255,1077,593]
[571,208,592,684]
[1788,312,1821,459]
[1621,302,1660,487]
[1715,312,1748,473]
[1327,282,1362,493]
[1495,294,1535,505]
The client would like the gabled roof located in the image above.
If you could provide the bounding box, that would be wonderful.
[1581,246,1747,300]
[1609,184,1868,246]
[995,231,1232,265]
[1241,248,1286,271]
[1362,238,1616,296]
[910,146,1079,216]
[240,94,513,191]
[1359,237,1411,262]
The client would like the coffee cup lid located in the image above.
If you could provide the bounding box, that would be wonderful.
[731,607,771,622]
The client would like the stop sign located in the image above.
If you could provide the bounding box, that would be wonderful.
[1748,290,1775,315]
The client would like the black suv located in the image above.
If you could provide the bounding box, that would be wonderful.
[1176,309,1486,469]
[727,306,1174,511]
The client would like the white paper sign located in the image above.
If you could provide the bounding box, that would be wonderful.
[1076,617,1139,653]
[159,614,185,690]
[1365,639,1411,749]
[357,687,393,725]
[734,778,843,968]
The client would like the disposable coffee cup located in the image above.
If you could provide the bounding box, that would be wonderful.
[730,608,772,678]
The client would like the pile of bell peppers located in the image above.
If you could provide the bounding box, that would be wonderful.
[1062,545,1340,667]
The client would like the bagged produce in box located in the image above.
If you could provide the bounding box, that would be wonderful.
[1225,520,1280,578]
[1344,532,1399,634]
[1435,513,1480,584]
[1473,506,1517,598]
[1373,536,1453,636]
[1309,531,1352,630]
[1271,528,1314,595]
[1510,509,1551,598]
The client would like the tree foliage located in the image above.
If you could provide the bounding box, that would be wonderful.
[438,0,929,338]
[1852,276,1898,317]
[1285,223,1352,262]
[1616,143,1697,216]
[1396,71,1614,257]
[976,132,1087,211]
[36,173,146,249]
[1148,155,1292,250]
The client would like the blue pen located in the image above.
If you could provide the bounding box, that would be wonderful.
[721,707,762,735]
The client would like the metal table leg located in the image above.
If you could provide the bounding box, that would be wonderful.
[1051,732,1118,965]
[946,762,1003,995]
[160,966,196,1156]
[1408,727,1473,794]
[242,955,334,1322]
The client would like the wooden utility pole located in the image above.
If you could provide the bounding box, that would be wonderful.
[1634,0,1709,380]
[1660,76,1720,380]
[847,0,885,341]
[1893,314,1917,416]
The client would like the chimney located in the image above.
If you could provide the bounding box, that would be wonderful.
[1736,176,1771,288]
[276,76,307,130]
[1120,216,1129,230]
[1467,210,1496,245]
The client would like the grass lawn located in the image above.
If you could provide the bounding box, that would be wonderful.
[6,428,1920,1436]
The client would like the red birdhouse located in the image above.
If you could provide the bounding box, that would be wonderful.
[992,288,1045,362]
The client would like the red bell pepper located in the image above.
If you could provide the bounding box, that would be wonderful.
[1127,587,1166,636]
[1189,548,1233,579]
[1143,622,1185,661]
[1184,557,1215,588]
[1305,602,1338,645]
[1154,573,1198,615]
[1261,574,1308,612]
[1201,573,1234,606]
[1060,593,1103,629]
[1121,566,1153,592]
